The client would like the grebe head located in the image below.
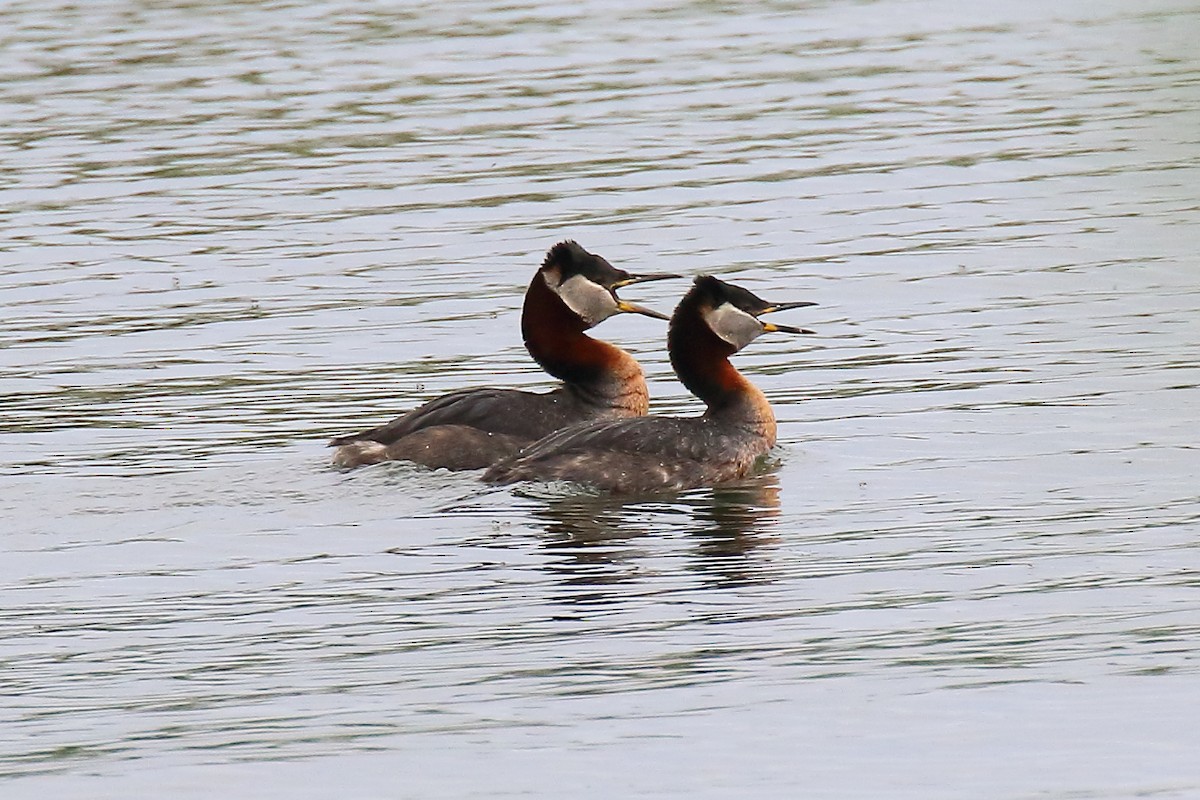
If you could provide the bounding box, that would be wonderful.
[687,275,816,352]
[540,240,678,327]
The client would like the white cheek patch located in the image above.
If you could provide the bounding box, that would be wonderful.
[704,303,764,350]
[556,274,619,326]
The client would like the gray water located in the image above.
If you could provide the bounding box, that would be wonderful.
[3,0,1199,797]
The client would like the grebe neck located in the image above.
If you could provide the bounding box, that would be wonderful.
[521,274,649,415]
[668,310,777,444]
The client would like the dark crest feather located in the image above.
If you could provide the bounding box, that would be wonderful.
[541,240,629,287]
[686,274,772,316]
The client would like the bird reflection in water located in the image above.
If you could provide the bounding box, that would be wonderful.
[525,470,782,600]
[687,471,783,588]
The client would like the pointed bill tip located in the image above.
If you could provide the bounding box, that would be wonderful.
[762,300,818,313]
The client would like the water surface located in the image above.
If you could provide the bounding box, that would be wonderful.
[3,0,1199,797]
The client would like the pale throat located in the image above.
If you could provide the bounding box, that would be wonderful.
[550,272,619,327]
[703,302,764,351]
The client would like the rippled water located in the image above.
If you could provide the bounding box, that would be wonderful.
[3,0,1199,797]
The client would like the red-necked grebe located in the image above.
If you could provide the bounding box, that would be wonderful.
[330,241,677,469]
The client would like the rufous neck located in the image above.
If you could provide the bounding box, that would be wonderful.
[521,274,649,413]
[669,311,776,439]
